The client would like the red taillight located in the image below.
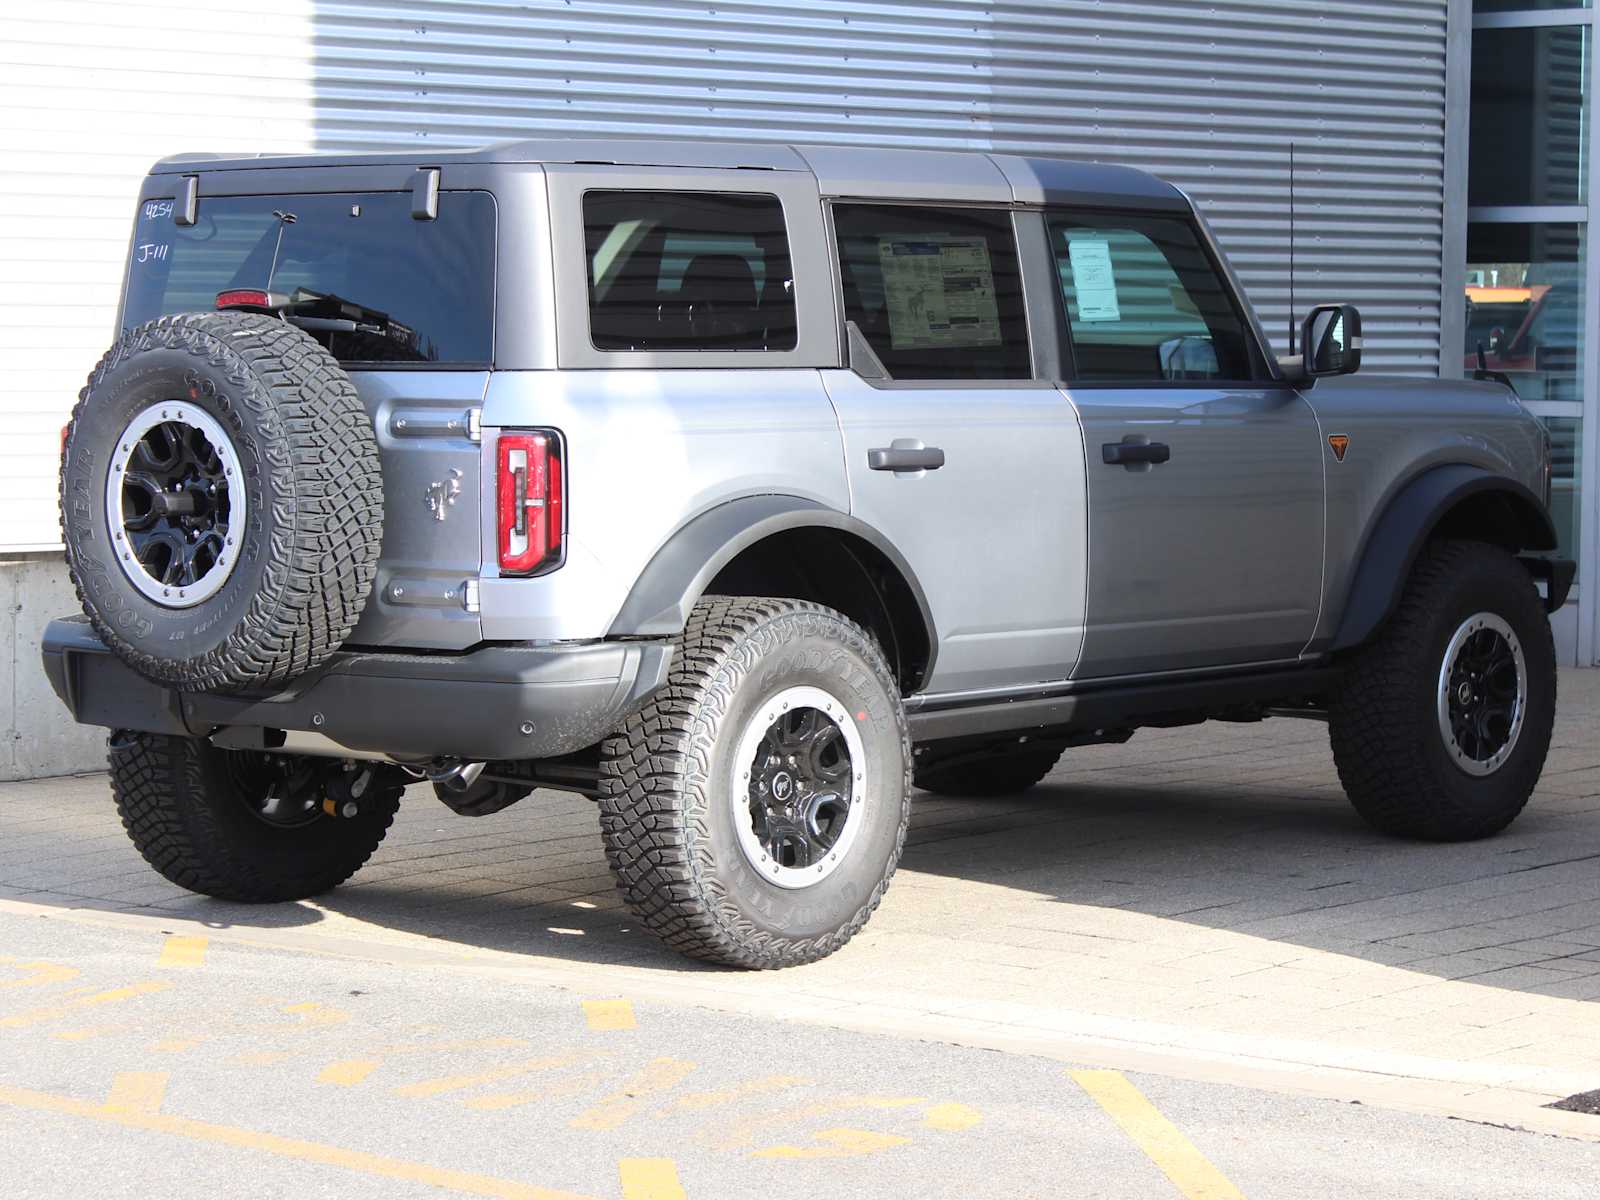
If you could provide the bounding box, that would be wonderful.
[215,288,275,310]
[497,431,564,575]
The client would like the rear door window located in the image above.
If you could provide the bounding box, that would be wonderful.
[1047,213,1258,383]
[123,191,496,365]
[831,204,1032,380]
[584,191,797,351]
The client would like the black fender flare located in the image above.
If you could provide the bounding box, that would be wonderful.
[607,493,938,650]
[1330,464,1560,652]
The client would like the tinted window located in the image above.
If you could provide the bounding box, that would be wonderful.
[1048,213,1257,383]
[832,204,1031,380]
[584,191,796,351]
[122,191,495,365]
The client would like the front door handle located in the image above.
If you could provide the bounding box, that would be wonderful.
[1102,441,1171,467]
[868,445,946,472]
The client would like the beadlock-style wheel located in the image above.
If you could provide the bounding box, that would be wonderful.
[105,401,244,608]
[1436,611,1527,777]
[732,685,867,890]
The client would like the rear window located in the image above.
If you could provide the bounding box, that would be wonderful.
[122,191,496,365]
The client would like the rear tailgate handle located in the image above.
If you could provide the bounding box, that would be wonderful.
[868,445,945,472]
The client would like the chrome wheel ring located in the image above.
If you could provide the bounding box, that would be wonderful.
[732,685,867,890]
[104,402,244,608]
[1437,612,1527,777]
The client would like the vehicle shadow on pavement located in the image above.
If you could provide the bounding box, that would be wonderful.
[4,675,1599,1001]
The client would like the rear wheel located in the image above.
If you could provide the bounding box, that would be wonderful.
[108,732,401,901]
[1328,540,1555,841]
[915,747,1063,797]
[598,598,910,969]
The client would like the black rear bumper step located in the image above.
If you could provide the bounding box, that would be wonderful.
[41,617,672,763]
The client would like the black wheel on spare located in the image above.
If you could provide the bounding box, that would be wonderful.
[1328,539,1556,842]
[108,732,402,901]
[598,597,911,969]
[60,312,383,694]
[915,747,1063,797]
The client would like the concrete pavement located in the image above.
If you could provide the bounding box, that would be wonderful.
[2,670,1599,1148]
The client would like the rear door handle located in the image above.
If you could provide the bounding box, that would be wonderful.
[868,445,945,472]
[1102,441,1171,467]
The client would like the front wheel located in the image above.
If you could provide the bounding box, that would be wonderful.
[597,598,911,968]
[1328,540,1555,841]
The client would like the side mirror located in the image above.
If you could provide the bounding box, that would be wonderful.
[1303,303,1362,377]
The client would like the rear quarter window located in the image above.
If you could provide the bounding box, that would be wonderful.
[123,191,496,366]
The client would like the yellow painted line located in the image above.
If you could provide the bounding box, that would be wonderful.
[582,999,636,1031]
[1072,1070,1246,1200]
[921,1102,982,1132]
[0,959,79,991]
[752,1127,912,1160]
[0,980,171,1029]
[318,1059,382,1087]
[158,935,208,969]
[618,1158,685,1200]
[0,1081,598,1200]
[466,1069,609,1112]
[570,1059,696,1132]
[106,1071,168,1116]
[659,1075,808,1116]
[709,1095,924,1153]
[394,1054,588,1100]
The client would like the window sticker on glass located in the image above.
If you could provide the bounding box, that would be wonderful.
[1067,238,1120,322]
[876,235,1002,349]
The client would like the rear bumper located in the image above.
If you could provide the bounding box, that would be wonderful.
[41,617,673,762]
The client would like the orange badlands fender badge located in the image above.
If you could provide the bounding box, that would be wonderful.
[1328,434,1350,462]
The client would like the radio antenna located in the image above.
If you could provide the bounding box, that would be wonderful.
[1288,142,1297,356]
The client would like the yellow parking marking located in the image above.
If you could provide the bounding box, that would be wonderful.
[921,1102,982,1132]
[0,980,171,1029]
[706,1095,924,1153]
[319,1059,382,1087]
[752,1127,912,1160]
[1072,1070,1245,1200]
[0,959,79,990]
[659,1075,808,1116]
[0,1081,596,1200]
[395,1053,590,1100]
[618,1158,685,1200]
[106,1071,168,1116]
[582,999,636,1031]
[158,935,208,968]
[465,1069,609,1112]
[570,1059,696,1131]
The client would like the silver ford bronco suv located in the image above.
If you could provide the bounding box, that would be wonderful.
[46,140,1574,969]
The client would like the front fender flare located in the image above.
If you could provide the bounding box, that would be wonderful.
[606,494,937,645]
[1330,464,1558,652]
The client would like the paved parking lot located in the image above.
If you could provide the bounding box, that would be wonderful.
[1,671,1599,1194]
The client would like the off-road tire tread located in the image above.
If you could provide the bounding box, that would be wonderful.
[62,312,383,693]
[915,748,1063,797]
[597,597,911,969]
[109,732,399,901]
[1328,539,1555,841]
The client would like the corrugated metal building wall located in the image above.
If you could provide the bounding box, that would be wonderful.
[1,0,1453,552]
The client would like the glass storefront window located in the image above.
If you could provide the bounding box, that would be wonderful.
[1474,2,1590,11]
[1466,222,1584,402]
[1545,416,1584,566]
[1469,25,1590,206]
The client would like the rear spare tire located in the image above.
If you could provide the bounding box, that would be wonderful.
[60,312,383,693]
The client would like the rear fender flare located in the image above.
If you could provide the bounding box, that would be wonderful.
[607,494,937,650]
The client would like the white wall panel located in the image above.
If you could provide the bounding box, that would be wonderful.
[0,1,318,550]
